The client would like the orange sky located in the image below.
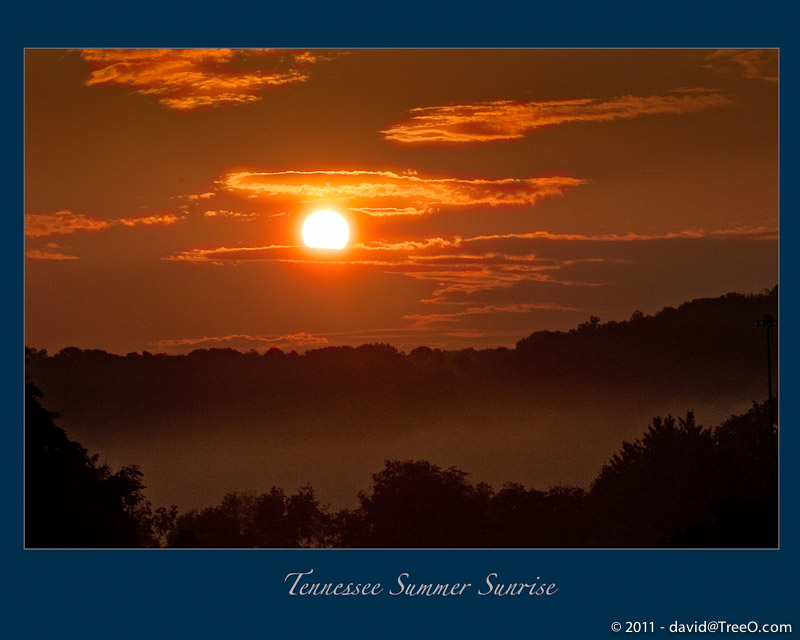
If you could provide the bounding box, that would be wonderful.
[25,49,778,354]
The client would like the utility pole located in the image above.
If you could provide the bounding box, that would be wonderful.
[756,314,776,422]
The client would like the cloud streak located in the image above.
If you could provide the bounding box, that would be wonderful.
[222,169,587,211]
[162,221,775,302]
[118,214,182,227]
[25,211,111,238]
[704,49,778,83]
[25,211,183,238]
[25,247,79,260]
[164,223,775,265]
[382,90,731,144]
[80,49,332,111]
[149,331,329,352]
[203,210,260,221]
[146,327,530,354]
[402,302,583,327]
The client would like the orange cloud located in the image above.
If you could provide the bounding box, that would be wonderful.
[149,331,329,352]
[25,247,79,260]
[146,327,523,354]
[203,210,260,220]
[80,49,331,111]
[222,169,587,210]
[356,223,778,251]
[382,90,731,144]
[162,244,296,264]
[704,49,778,82]
[161,242,596,307]
[162,221,775,304]
[25,211,111,238]
[118,214,182,227]
[26,211,183,237]
[163,222,775,267]
[347,206,429,217]
[392,264,589,300]
[178,192,216,202]
[402,302,583,327]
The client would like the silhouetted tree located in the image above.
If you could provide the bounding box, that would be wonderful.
[339,460,491,547]
[169,485,330,548]
[488,483,587,547]
[589,412,715,547]
[25,365,156,547]
[669,399,777,547]
[588,401,777,547]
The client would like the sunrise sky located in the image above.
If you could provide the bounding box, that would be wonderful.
[25,49,778,355]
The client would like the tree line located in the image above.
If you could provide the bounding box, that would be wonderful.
[26,288,778,423]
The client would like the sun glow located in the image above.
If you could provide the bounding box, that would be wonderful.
[302,210,350,249]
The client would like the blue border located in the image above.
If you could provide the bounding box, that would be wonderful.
[6,6,796,638]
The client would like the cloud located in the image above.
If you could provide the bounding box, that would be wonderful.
[391,263,594,300]
[164,223,775,266]
[25,211,111,237]
[161,241,596,305]
[356,237,455,252]
[149,331,329,353]
[162,223,775,267]
[80,49,332,111]
[162,244,296,264]
[176,192,216,203]
[347,206,429,217]
[162,221,775,305]
[382,90,731,144]
[147,326,524,354]
[355,223,778,251]
[222,169,587,210]
[25,210,185,264]
[118,214,182,226]
[203,210,260,221]
[25,247,79,260]
[704,49,778,82]
[402,302,583,327]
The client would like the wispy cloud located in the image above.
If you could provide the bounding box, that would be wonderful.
[203,210,260,221]
[222,169,587,211]
[118,214,182,227]
[25,211,183,238]
[25,211,111,237]
[347,206,429,217]
[704,49,778,83]
[146,326,527,354]
[382,90,731,144]
[162,221,775,304]
[356,223,778,251]
[149,331,329,353]
[163,222,775,266]
[25,245,79,260]
[80,49,333,111]
[162,244,296,264]
[402,302,583,327]
[176,192,216,203]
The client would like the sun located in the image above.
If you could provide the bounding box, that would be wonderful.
[302,210,350,250]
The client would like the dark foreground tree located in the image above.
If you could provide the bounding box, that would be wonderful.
[333,461,588,548]
[25,376,162,547]
[588,412,714,547]
[669,399,777,547]
[336,460,492,547]
[168,486,330,547]
[489,483,587,547]
[588,401,777,547]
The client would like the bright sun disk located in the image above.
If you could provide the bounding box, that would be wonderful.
[302,210,349,249]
